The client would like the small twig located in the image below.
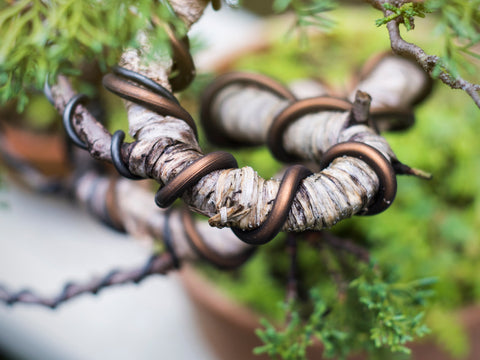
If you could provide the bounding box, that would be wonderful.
[307,231,371,263]
[286,233,299,304]
[285,233,299,324]
[393,160,432,180]
[0,253,175,309]
[317,242,348,300]
[351,90,372,125]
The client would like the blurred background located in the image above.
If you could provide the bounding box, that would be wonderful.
[1,1,480,359]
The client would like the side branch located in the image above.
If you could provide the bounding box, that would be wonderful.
[368,0,480,109]
[0,253,175,308]
[386,21,480,108]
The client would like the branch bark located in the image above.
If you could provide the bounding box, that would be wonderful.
[50,1,429,239]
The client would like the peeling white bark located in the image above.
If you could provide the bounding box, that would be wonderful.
[54,3,430,241]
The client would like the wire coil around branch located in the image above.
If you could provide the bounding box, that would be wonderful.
[320,142,397,215]
[200,72,296,147]
[155,151,239,208]
[63,93,90,150]
[232,165,313,245]
[268,96,353,163]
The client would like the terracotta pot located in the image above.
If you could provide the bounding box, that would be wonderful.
[0,123,70,177]
[181,266,480,360]
[180,266,365,360]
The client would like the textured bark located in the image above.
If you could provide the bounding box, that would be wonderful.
[50,1,429,237]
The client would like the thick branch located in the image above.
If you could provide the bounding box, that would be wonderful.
[50,1,429,235]
[74,171,251,261]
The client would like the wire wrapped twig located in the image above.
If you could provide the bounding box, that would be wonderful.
[0,253,175,308]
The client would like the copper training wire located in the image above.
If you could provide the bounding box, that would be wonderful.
[106,66,186,179]
[369,108,415,132]
[232,165,313,245]
[319,141,397,216]
[181,207,255,269]
[103,177,126,231]
[102,73,198,139]
[112,66,180,104]
[155,151,238,208]
[267,96,353,163]
[200,72,296,147]
[102,70,240,211]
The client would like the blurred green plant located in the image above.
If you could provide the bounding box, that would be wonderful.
[272,0,336,44]
[253,267,435,359]
[0,0,183,110]
[376,0,480,80]
[199,3,480,359]
[375,2,432,31]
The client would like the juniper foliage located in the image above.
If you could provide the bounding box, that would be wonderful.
[0,0,183,110]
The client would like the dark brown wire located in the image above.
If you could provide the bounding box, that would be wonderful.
[319,141,397,216]
[155,151,238,208]
[103,70,239,214]
[200,72,296,147]
[370,107,415,132]
[102,73,198,138]
[267,96,353,163]
[211,0,222,10]
[232,165,313,245]
[181,208,255,269]
[104,177,125,231]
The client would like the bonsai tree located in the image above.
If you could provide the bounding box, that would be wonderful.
[0,0,479,359]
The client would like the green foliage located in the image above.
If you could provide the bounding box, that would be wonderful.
[272,0,336,44]
[0,0,183,110]
[200,5,480,359]
[374,0,480,81]
[375,2,432,31]
[428,0,480,78]
[254,264,435,360]
[254,290,349,360]
[350,267,435,354]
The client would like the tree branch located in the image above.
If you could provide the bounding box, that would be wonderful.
[0,253,175,308]
[367,0,480,109]
[48,1,431,238]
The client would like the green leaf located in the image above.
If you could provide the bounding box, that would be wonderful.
[273,0,292,13]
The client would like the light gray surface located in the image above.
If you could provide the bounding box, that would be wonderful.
[0,182,217,360]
